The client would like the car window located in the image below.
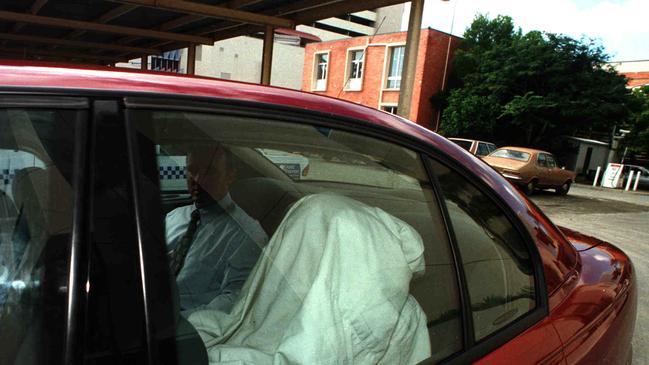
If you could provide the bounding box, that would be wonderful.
[133,109,465,363]
[487,143,497,154]
[490,149,531,162]
[545,154,557,168]
[536,153,547,167]
[450,139,473,151]
[427,158,536,341]
[476,142,490,156]
[0,108,80,364]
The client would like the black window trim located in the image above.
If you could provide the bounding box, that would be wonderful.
[1,89,549,364]
[0,94,91,365]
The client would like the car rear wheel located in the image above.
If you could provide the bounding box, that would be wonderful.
[524,179,537,195]
[555,181,571,195]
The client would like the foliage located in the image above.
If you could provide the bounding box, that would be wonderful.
[439,14,631,147]
[620,86,649,155]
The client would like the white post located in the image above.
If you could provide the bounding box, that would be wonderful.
[593,166,601,187]
[633,172,641,191]
[625,171,634,191]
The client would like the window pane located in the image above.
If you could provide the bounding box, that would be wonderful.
[0,108,78,364]
[387,46,404,89]
[428,158,535,341]
[133,109,464,363]
[476,143,490,156]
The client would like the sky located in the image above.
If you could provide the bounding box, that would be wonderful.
[401,0,648,62]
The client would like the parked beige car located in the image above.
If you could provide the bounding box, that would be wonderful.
[483,147,576,195]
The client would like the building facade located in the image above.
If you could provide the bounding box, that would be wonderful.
[609,60,649,88]
[302,29,461,130]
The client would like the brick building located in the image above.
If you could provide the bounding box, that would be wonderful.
[609,60,649,88]
[302,28,462,130]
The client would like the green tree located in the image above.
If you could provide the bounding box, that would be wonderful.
[621,86,649,156]
[439,15,630,147]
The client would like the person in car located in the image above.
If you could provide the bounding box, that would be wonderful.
[165,145,268,316]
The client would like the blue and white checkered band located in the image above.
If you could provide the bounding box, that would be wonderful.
[1,169,16,185]
[159,165,187,180]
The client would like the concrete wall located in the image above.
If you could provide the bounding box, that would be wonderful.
[191,36,305,89]
[575,144,609,175]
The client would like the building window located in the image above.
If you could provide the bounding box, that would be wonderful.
[346,49,364,91]
[151,50,181,73]
[386,46,405,89]
[381,105,398,114]
[312,52,329,91]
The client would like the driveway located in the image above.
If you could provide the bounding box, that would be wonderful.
[531,184,649,365]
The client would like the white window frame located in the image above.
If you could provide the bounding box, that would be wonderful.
[383,43,406,91]
[379,103,398,115]
[344,46,366,91]
[311,51,330,92]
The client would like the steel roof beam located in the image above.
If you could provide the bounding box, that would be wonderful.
[111,0,293,28]
[0,10,213,44]
[0,46,120,61]
[0,33,161,55]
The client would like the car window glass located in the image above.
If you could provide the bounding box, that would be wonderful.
[0,108,78,364]
[451,139,473,151]
[491,149,530,162]
[476,143,490,156]
[133,109,464,363]
[537,153,547,167]
[487,144,496,153]
[546,155,557,168]
[427,158,536,341]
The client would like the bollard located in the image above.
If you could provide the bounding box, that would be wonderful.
[625,171,634,191]
[593,166,601,187]
[633,172,641,191]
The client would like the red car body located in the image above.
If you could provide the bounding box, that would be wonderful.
[0,62,636,364]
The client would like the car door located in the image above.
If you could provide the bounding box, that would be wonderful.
[0,96,89,365]
[123,97,562,364]
[544,154,562,186]
[535,153,551,186]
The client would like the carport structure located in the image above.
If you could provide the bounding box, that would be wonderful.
[0,0,426,117]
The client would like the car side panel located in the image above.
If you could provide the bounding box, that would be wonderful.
[475,317,566,364]
[550,239,636,364]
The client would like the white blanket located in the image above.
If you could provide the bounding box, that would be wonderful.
[188,193,431,364]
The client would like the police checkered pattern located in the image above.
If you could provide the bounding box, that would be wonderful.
[1,169,15,185]
[159,166,186,180]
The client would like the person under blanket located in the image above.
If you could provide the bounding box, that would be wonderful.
[188,193,431,365]
[166,145,267,316]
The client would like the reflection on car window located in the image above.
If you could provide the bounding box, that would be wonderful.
[491,149,531,162]
[0,108,78,364]
[427,158,536,341]
[476,143,490,156]
[545,155,557,168]
[133,109,464,363]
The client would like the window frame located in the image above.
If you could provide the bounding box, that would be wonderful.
[379,103,398,115]
[343,47,366,91]
[121,94,549,365]
[383,44,406,90]
[311,51,330,92]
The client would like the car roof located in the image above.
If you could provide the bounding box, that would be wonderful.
[497,146,550,155]
[1,61,422,137]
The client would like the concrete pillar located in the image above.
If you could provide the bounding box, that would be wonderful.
[261,25,274,85]
[187,44,196,75]
[397,0,425,120]
[140,56,147,70]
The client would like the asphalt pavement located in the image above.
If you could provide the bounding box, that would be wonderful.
[531,184,649,365]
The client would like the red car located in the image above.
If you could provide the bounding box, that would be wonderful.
[0,62,636,364]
